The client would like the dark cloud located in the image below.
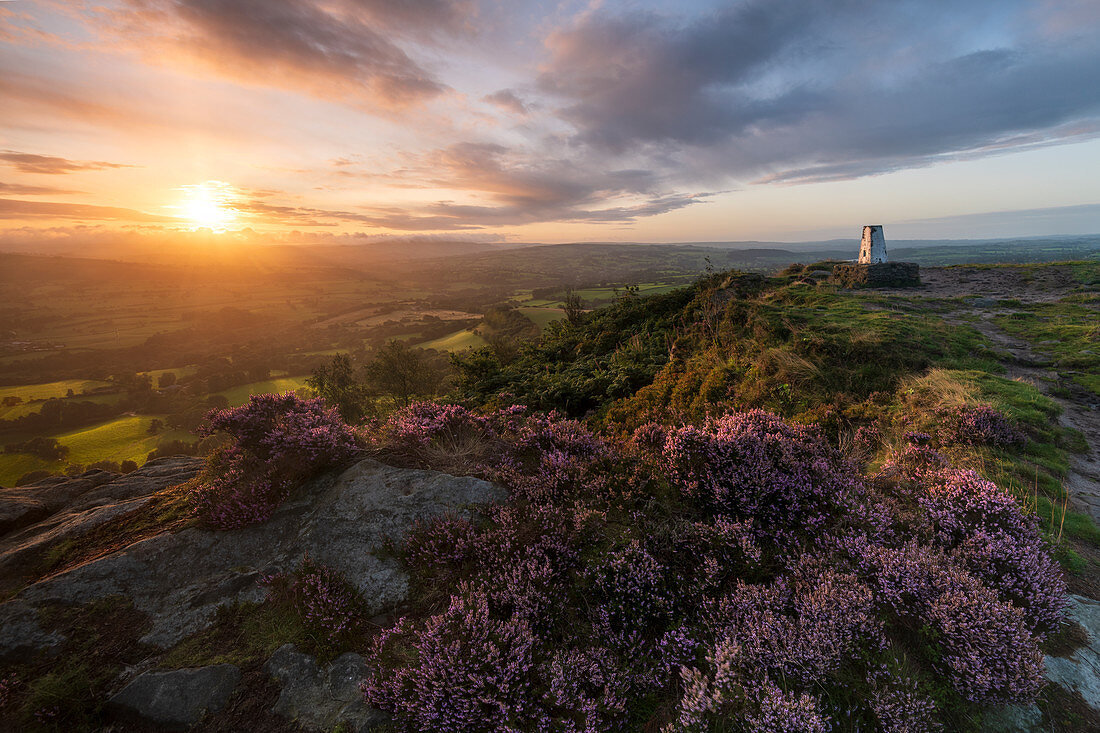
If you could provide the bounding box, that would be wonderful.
[342,141,712,229]
[537,0,1100,184]
[0,151,135,175]
[108,0,456,109]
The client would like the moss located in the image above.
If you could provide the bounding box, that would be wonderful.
[993,300,1100,398]
[28,479,197,584]
[5,595,154,731]
[158,601,313,670]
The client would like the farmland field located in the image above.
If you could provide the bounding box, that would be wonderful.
[215,377,310,406]
[0,414,193,486]
[418,329,488,352]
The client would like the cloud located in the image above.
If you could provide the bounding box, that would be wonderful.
[482,89,531,116]
[0,198,179,222]
[0,150,135,175]
[0,182,84,195]
[537,0,1100,183]
[101,0,457,110]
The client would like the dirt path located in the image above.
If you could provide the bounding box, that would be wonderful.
[947,307,1100,522]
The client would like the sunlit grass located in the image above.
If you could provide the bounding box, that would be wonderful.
[418,329,487,352]
[215,377,309,406]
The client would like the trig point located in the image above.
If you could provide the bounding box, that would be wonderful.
[858,225,887,264]
[832,225,920,288]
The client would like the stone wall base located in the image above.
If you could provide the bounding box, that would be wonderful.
[832,262,920,288]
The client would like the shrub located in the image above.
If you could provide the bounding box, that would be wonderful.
[15,469,54,486]
[262,557,368,655]
[191,393,359,529]
[936,404,1024,447]
[660,410,863,537]
[364,403,1065,730]
[362,593,539,732]
[4,436,68,460]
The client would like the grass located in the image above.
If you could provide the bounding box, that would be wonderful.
[58,415,192,466]
[3,595,154,731]
[515,306,566,329]
[418,329,487,352]
[158,602,313,670]
[994,301,1100,397]
[216,377,309,406]
[140,365,199,382]
[0,415,194,487]
[895,367,1100,546]
[0,379,114,404]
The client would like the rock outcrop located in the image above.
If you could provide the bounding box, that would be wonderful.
[266,644,388,732]
[0,457,203,589]
[0,455,504,729]
[108,665,242,729]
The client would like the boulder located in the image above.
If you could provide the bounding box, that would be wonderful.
[0,456,202,590]
[980,704,1042,732]
[4,458,505,651]
[265,644,388,732]
[1045,595,1100,711]
[0,599,63,663]
[0,469,118,536]
[108,664,241,728]
[832,262,921,288]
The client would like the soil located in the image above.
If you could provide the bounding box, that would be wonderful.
[899,264,1083,302]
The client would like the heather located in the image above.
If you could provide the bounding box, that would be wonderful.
[262,557,370,658]
[190,393,360,529]
[359,402,1067,731]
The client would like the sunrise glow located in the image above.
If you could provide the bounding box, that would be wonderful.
[176,182,239,231]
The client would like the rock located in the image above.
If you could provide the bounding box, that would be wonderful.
[6,459,504,651]
[0,456,202,591]
[108,664,241,728]
[981,704,1042,732]
[0,599,63,663]
[1045,595,1100,711]
[265,644,388,732]
[0,469,118,536]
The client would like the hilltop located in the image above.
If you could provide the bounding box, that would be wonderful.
[0,260,1098,732]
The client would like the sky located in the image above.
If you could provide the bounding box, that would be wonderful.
[1,0,1100,246]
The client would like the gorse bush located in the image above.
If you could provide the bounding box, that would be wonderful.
[361,402,1067,732]
[191,393,359,529]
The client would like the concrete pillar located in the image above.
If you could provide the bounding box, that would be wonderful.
[858,225,887,264]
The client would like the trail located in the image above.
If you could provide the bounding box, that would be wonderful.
[947,306,1100,522]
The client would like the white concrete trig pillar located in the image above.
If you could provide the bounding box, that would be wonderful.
[858,225,887,264]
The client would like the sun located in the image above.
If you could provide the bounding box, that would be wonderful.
[177,181,239,230]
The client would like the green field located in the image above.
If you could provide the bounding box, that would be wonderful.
[0,392,122,421]
[141,365,199,382]
[216,377,310,406]
[0,379,114,403]
[517,306,566,329]
[0,414,194,487]
[418,329,488,352]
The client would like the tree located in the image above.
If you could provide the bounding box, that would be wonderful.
[307,353,373,423]
[365,340,439,408]
[563,288,586,325]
